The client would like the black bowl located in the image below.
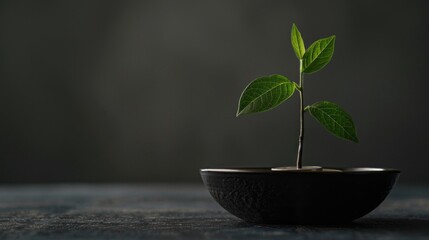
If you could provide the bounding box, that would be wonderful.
[200,167,400,224]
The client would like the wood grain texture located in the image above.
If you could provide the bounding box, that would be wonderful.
[0,184,428,239]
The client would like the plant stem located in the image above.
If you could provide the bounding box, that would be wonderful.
[296,60,304,169]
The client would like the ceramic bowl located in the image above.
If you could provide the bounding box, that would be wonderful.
[200,167,400,224]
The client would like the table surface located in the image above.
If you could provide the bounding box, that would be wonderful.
[0,184,428,240]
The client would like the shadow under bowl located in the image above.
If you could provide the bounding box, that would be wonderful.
[200,167,400,224]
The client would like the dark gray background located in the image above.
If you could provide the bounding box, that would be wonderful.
[1,0,428,183]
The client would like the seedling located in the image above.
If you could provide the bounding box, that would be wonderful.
[237,24,358,169]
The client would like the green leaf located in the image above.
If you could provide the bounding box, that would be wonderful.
[237,74,295,116]
[291,23,305,59]
[302,36,335,74]
[308,101,359,143]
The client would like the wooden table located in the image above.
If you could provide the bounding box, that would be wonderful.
[0,184,428,239]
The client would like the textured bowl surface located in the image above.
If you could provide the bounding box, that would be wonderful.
[200,167,400,224]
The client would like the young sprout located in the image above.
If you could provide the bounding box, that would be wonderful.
[236,24,358,169]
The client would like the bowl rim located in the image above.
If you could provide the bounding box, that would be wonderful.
[200,167,400,174]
